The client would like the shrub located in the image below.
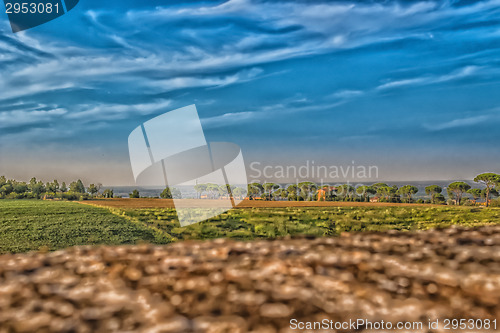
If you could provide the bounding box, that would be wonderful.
[160,188,172,199]
[462,199,475,206]
[434,194,446,204]
[7,192,25,199]
[79,194,90,201]
[490,198,500,207]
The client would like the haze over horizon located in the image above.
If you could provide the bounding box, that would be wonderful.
[1,0,500,185]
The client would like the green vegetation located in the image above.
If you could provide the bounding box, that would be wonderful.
[241,174,499,205]
[0,200,170,253]
[425,185,444,204]
[1,172,500,205]
[117,205,500,241]
[1,172,500,254]
[397,185,419,203]
[129,189,140,198]
[160,187,182,199]
[1,200,500,253]
[474,173,500,207]
[447,181,471,205]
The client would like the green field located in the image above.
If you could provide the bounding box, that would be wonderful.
[0,200,170,253]
[1,200,500,253]
[120,205,500,241]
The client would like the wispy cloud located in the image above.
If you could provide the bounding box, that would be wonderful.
[377,65,482,90]
[201,97,346,129]
[329,89,364,99]
[202,111,259,128]
[0,99,173,134]
[2,0,494,102]
[0,0,500,182]
[67,99,173,121]
[0,108,67,129]
[0,0,497,110]
[424,114,491,131]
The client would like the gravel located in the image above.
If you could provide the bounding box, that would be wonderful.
[0,225,499,332]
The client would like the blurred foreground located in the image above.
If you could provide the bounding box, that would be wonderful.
[0,226,499,332]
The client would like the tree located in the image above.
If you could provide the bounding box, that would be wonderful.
[273,188,288,201]
[375,185,398,202]
[425,185,442,204]
[232,187,247,199]
[218,185,230,198]
[481,187,498,202]
[397,185,418,203]
[336,184,355,201]
[30,181,46,197]
[286,184,300,201]
[70,179,86,193]
[103,189,114,198]
[248,183,264,200]
[13,183,28,194]
[434,193,446,204]
[375,186,389,201]
[129,189,140,198]
[0,184,13,196]
[371,183,389,191]
[467,188,482,204]
[194,184,207,199]
[447,182,471,205]
[206,183,220,199]
[263,183,280,200]
[356,186,375,202]
[29,177,37,191]
[298,182,317,201]
[160,187,172,199]
[60,182,68,195]
[47,179,59,194]
[27,178,45,197]
[473,173,500,207]
[88,184,99,198]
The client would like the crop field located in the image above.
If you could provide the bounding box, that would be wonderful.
[84,199,500,242]
[1,199,500,253]
[0,200,170,253]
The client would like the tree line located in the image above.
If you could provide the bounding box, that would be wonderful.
[244,173,500,207]
[0,177,113,200]
[1,172,499,207]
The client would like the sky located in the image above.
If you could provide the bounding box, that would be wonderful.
[0,0,500,185]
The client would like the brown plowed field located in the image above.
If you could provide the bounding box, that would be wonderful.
[83,198,447,209]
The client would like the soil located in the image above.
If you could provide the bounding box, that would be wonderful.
[83,198,448,209]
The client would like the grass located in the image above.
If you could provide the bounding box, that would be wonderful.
[0,200,170,253]
[1,200,500,253]
[114,204,500,241]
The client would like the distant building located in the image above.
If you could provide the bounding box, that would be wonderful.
[317,186,336,201]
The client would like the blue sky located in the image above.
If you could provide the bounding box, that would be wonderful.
[1,0,500,185]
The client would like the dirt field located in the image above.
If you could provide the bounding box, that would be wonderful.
[83,198,446,209]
